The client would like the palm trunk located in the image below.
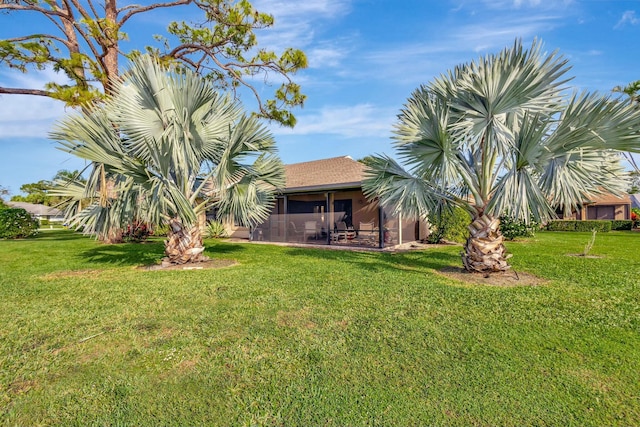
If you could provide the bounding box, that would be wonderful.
[462,214,511,273]
[102,228,123,244]
[164,218,207,264]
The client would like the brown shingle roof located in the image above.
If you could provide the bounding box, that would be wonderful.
[284,156,367,192]
[585,192,631,205]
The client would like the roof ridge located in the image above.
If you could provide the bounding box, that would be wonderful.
[285,155,356,167]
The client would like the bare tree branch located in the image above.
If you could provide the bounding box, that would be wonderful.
[0,86,51,97]
[5,33,72,49]
[117,0,191,26]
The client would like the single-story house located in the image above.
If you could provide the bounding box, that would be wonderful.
[7,201,65,223]
[246,156,428,248]
[556,192,632,221]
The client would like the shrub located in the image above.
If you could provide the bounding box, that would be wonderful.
[152,223,170,237]
[122,220,152,242]
[546,220,577,231]
[611,220,633,231]
[546,220,611,232]
[632,208,639,228]
[427,206,471,244]
[40,218,50,226]
[499,215,539,240]
[205,220,228,239]
[0,208,39,239]
[575,221,612,232]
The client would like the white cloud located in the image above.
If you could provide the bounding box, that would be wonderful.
[307,42,351,68]
[514,0,541,7]
[0,94,67,138]
[615,10,639,29]
[270,104,395,138]
[0,68,71,139]
[481,0,572,10]
[253,0,350,20]
[252,0,353,56]
[352,7,564,86]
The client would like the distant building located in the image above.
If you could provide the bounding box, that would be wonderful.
[556,192,632,221]
[7,202,65,223]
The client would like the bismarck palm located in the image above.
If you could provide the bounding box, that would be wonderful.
[364,40,640,273]
[52,56,284,264]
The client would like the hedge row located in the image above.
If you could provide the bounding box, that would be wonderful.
[546,220,617,232]
[611,220,633,231]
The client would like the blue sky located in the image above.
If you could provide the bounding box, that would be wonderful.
[1,0,640,196]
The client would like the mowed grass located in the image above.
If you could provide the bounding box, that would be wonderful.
[1,229,639,426]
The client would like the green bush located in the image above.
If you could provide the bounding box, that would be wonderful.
[632,207,639,228]
[122,220,152,242]
[611,220,633,231]
[427,206,471,244]
[0,208,39,239]
[39,218,50,226]
[152,223,170,237]
[499,215,539,240]
[205,220,228,239]
[546,220,611,232]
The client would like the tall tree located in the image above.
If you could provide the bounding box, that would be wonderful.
[363,40,640,273]
[51,55,284,263]
[10,180,51,205]
[9,169,84,206]
[613,80,640,179]
[0,185,8,207]
[613,80,640,103]
[0,0,306,126]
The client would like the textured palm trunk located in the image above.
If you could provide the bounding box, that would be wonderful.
[164,218,207,265]
[102,228,123,244]
[462,214,511,273]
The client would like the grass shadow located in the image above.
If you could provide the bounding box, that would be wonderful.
[203,239,247,255]
[31,229,86,241]
[80,242,165,266]
[284,245,463,274]
[79,238,247,267]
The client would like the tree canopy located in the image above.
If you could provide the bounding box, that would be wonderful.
[363,39,640,273]
[9,170,84,207]
[613,79,640,177]
[0,185,8,207]
[0,0,307,126]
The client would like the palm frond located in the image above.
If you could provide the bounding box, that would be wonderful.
[362,155,461,220]
[539,150,628,214]
[50,54,284,237]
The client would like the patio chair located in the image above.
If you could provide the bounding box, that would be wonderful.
[303,221,318,241]
[289,221,303,242]
[359,221,377,244]
[333,221,355,242]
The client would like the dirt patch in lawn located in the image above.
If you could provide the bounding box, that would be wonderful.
[136,258,238,271]
[438,266,547,287]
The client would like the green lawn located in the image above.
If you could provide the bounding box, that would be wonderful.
[1,229,639,426]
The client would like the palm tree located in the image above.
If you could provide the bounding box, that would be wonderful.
[363,40,640,273]
[613,80,640,104]
[612,80,640,179]
[52,55,284,264]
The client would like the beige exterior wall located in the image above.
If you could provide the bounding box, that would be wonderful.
[585,204,630,220]
[560,203,631,221]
